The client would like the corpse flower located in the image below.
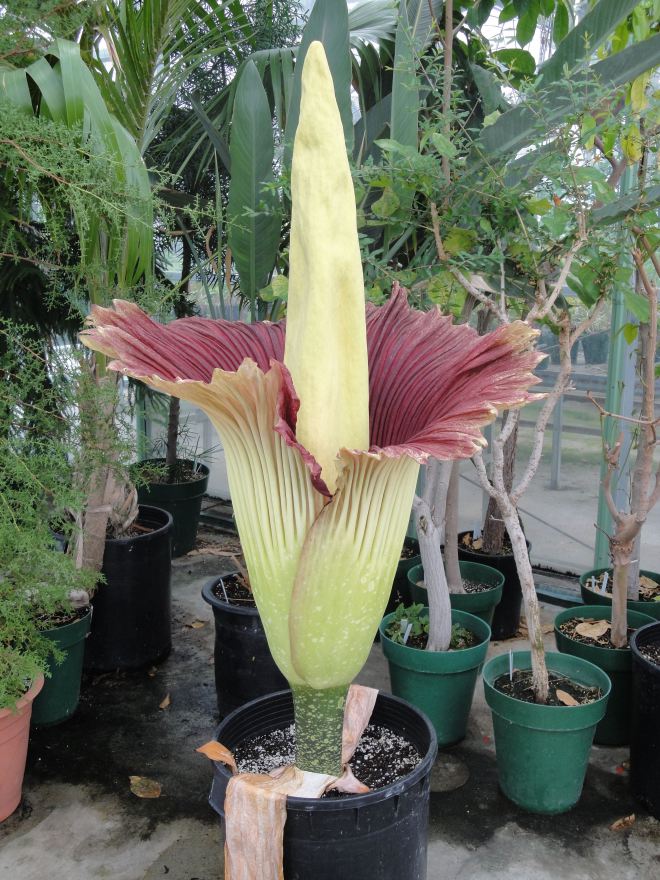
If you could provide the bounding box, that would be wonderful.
[82,42,541,777]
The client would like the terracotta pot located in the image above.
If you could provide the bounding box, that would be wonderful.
[0,676,44,821]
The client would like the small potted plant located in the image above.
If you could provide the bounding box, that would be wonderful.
[0,648,43,822]
[81,42,545,879]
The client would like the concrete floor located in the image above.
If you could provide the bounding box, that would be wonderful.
[1,540,659,879]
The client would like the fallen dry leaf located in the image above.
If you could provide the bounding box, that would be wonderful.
[556,689,579,706]
[129,776,162,798]
[575,619,610,640]
[147,666,158,678]
[184,619,206,629]
[610,813,635,831]
[196,740,238,774]
[159,694,171,710]
[640,576,657,589]
[472,537,483,550]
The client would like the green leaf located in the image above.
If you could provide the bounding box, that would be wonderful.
[552,1,569,45]
[482,32,660,158]
[467,0,496,27]
[539,0,554,15]
[284,0,353,164]
[493,49,536,76]
[390,0,418,151]
[580,113,596,148]
[482,110,501,126]
[372,188,400,218]
[526,197,552,215]
[227,61,282,303]
[443,227,477,255]
[591,184,660,227]
[632,6,650,42]
[622,322,638,345]
[623,289,650,323]
[516,8,539,48]
[499,3,517,24]
[429,132,457,157]
[540,206,572,237]
[374,138,418,157]
[469,64,508,115]
[570,166,607,184]
[541,0,641,85]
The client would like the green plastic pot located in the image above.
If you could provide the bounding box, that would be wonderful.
[32,608,92,726]
[554,605,654,746]
[379,608,490,747]
[580,567,660,621]
[136,458,210,557]
[407,562,504,626]
[483,651,611,814]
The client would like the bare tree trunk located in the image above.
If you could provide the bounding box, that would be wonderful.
[444,461,464,593]
[611,555,630,648]
[627,532,642,599]
[413,459,453,651]
[482,416,518,554]
[414,493,452,652]
[502,507,549,703]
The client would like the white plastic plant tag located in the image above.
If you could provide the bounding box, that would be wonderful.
[400,618,408,635]
[220,578,229,602]
[402,622,413,645]
[601,571,609,593]
[509,650,513,681]
[473,522,482,540]
[590,576,596,590]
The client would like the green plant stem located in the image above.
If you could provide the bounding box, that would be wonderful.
[291,683,348,776]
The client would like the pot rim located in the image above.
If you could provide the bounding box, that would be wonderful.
[630,620,660,674]
[483,650,611,717]
[380,607,490,653]
[554,605,656,656]
[0,674,45,720]
[201,574,259,618]
[104,504,173,546]
[211,689,437,812]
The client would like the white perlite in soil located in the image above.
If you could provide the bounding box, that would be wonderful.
[233,723,422,790]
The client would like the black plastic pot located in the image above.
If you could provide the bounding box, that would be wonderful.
[385,536,420,614]
[84,505,173,671]
[136,458,210,557]
[209,689,437,880]
[630,621,660,819]
[457,531,530,640]
[201,576,287,716]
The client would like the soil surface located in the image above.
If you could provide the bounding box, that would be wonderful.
[415,579,493,595]
[399,544,419,561]
[392,624,478,651]
[558,617,635,650]
[586,572,660,602]
[638,643,660,666]
[233,722,421,794]
[135,459,207,485]
[211,573,254,607]
[36,605,89,630]
[461,531,514,556]
[493,669,602,706]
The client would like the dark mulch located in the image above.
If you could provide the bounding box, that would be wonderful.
[212,573,255,607]
[493,668,602,706]
[399,545,419,561]
[586,572,660,602]
[233,722,421,795]
[558,617,635,650]
[36,605,89,629]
